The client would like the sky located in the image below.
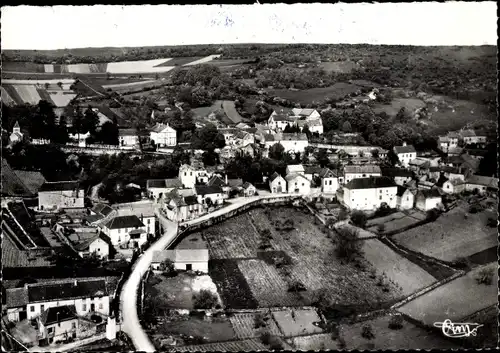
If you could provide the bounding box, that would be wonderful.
[1,3,497,50]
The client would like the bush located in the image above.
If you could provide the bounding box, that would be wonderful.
[193,289,218,309]
[254,312,266,329]
[454,256,472,270]
[486,217,497,227]
[388,315,404,330]
[377,224,386,234]
[361,324,375,339]
[351,211,367,228]
[287,281,307,293]
[426,208,440,221]
[373,203,393,218]
[338,209,348,221]
[259,331,272,345]
[269,336,284,350]
[335,227,363,262]
[469,203,483,214]
[475,267,494,285]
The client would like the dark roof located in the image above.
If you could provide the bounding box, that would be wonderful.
[5,288,29,308]
[207,175,226,187]
[1,159,33,197]
[381,167,414,178]
[118,128,138,136]
[242,182,254,189]
[184,195,199,205]
[319,168,338,178]
[418,188,442,198]
[344,176,396,190]
[102,215,144,229]
[429,166,461,174]
[269,172,283,182]
[466,175,499,188]
[41,305,77,325]
[304,166,322,175]
[147,178,183,189]
[39,181,80,192]
[396,185,410,196]
[195,185,223,196]
[227,178,243,187]
[92,203,113,217]
[464,149,488,157]
[73,236,103,251]
[28,279,108,303]
[393,145,416,154]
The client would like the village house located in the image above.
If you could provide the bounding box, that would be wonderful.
[319,168,339,194]
[396,185,415,210]
[428,166,465,182]
[147,178,183,200]
[150,122,177,147]
[304,166,322,183]
[296,119,324,135]
[268,113,296,131]
[343,177,398,211]
[179,164,210,189]
[460,129,486,146]
[73,235,109,259]
[85,203,114,225]
[343,165,382,184]
[99,214,146,247]
[118,128,139,148]
[238,143,256,158]
[415,189,443,211]
[68,132,91,147]
[291,108,321,120]
[381,167,415,186]
[286,164,306,175]
[5,278,110,323]
[163,189,203,222]
[36,304,91,345]
[151,233,209,273]
[113,201,157,236]
[269,172,287,193]
[409,158,431,176]
[234,130,255,146]
[465,175,499,194]
[285,173,311,194]
[393,142,417,167]
[195,185,225,206]
[463,148,488,160]
[38,181,85,211]
[263,133,309,154]
[9,121,24,145]
[437,132,459,153]
[242,182,257,196]
[436,177,466,194]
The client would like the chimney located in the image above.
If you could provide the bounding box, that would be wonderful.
[74,279,78,287]
[402,141,407,147]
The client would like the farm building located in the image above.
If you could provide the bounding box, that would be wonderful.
[415,189,443,211]
[147,178,183,200]
[465,175,499,194]
[396,186,415,210]
[178,164,210,189]
[38,181,84,211]
[195,185,225,206]
[150,122,176,147]
[268,113,296,131]
[343,165,382,184]
[152,233,209,273]
[263,133,309,154]
[393,142,417,167]
[343,177,398,211]
[436,178,465,194]
[242,182,257,196]
[118,128,139,147]
[381,167,415,186]
[285,173,311,194]
[296,118,324,135]
[164,190,203,223]
[99,214,146,247]
[319,168,339,194]
[269,172,287,193]
[73,235,109,260]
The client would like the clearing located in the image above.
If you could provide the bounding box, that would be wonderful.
[366,210,426,234]
[271,308,324,337]
[391,204,497,263]
[268,82,362,105]
[372,97,426,117]
[397,262,498,326]
[319,60,359,73]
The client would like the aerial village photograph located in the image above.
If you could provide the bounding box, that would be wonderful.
[0,3,498,352]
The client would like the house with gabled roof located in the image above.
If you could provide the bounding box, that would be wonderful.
[285,173,311,194]
[269,172,286,193]
[112,200,157,237]
[268,113,296,131]
[381,167,415,186]
[465,175,498,194]
[436,177,465,194]
[242,182,257,196]
[118,128,139,148]
[343,176,398,210]
[343,165,382,184]
[263,133,309,154]
[319,168,339,194]
[150,122,176,147]
[396,185,415,210]
[38,181,84,211]
[99,214,146,246]
[179,164,210,189]
[415,188,442,211]
[286,164,305,176]
[147,178,183,200]
[195,185,224,207]
[393,142,417,167]
[291,108,321,120]
[164,189,203,222]
[152,233,209,273]
[9,121,24,145]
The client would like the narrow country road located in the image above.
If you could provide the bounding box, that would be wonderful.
[118,193,300,351]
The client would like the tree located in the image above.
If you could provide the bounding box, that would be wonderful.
[350,211,367,228]
[83,106,99,134]
[191,123,225,150]
[396,107,410,122]
[387,149,400,167]
[302,124,311,138]
[370,149,379,159]
[269,143,285,160]
[202,149,219,166]
[57,81,63,89]
[159,258,176,275]
[97,122,119,145]
[193,289,218,309]
[334,227,362,261]
[341,121,352,133]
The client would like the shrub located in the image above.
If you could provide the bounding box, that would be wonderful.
[259,331,272,345]
[287,281,307,293]
[454,256,472,270]
[159,258,176,276]
[351,211,367,228]
[193,290,218,309]
[426,208,440,221]
[254,312,266,329]
[469,203,483,214]
[269,336,284,350]
[388,315,404,330]
[377,223,386,234]
[361,324,375,339]
[486,217,497,227]
[475,267,494,285]
[335,227,363,261]
[337,337,346,349]
[338,209,348,221]
[374,203,393,218]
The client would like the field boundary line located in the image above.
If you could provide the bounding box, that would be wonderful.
[458,303,497,322]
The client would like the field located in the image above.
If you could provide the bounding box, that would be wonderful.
[101,80,168,93]
[397,263,498,326]
[268,82,362,105]
[154,316,236,343]
[319,60,359,73]
[338,314,460,350]
[372,97,426,117]
[196,206,405,309]
[287,333,338,350]
[271,309,324,337]
[170,338,268,352]
[362,238,437,295]
[2,79,77,107]
[222,100,244,124]
[1,86,17,106]
[391,204,497,262]
[229,312,282,339]
[366,210,427,234]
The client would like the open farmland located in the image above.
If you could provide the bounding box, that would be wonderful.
[183,54,222,66]
[319,60,359,73]
[391,204,497,262]
[170,338,268,352]
[397,263,498,326]
[2,79,77,107]
[229,312,282,339]
[373,97,426,117]
[154,57,204,66]
[268,82,362,105]
[366,210,426,234]
[1,87,17,106]
[338,314,460,350]
[272,309,324,337]
[102,80,168,93]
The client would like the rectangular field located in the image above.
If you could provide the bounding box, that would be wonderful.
[367,210,426,234]
[392,205,497,262]
[222,100,243,124]
[1,87,16,106]
[154,57,204,67]
[229,312,282,339]
[13,85,41,105]
[268,83,362,105]
[272,309,324,337]
[171,338,268,352]
[397,263,498,326]
[156,316,236,343]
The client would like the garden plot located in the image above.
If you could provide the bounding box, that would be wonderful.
[171,338,268,352]
[362,238,436,295]
[1,87,16,106]
[13,85,42,105]
[272,308,324,337]
[397,263,498,326]
[392,205,497,262]
[338,314,460,350]
[229,312,282,339]
[288,333,338,350]
[366,210,426,234]
[155,316,236,344]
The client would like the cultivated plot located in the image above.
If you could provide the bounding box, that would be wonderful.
[229,312,282,339]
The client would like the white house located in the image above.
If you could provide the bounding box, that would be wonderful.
[438,132,459,153]
[113,201,157,236]
[38,181,85,211]
[460,130,482,145]
[396,186,415,210]
[319,168,339,194]
[269,172,287,193]
[242,182,257,196]
[264,133,309,154]
[296,118,323,135]
[179,164,210,189]
[437,178,466,194]
[465,175,499,194]
[147,178,183,200]
[415,189,442,211]
[268,113,296,131]
[150,122,177,147]
[343,177,398,211]
[195,185,225,206]
[9,279,111,322]
[291,108,321,120]
[99,214,146,247]
[9,121,24,145]
[285,173,311,194]
[164,190,203,222]
[393,142,417,167]
[118,128,139,147]
[151,233,209,273]
[343,165,382,184]
[234,131,255,147]
[74,236,109,259]
[286,164,306,175]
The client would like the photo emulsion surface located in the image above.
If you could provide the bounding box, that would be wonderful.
[1,3,498,351]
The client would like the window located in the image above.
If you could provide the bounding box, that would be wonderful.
[407,196,409,201]
[184,172,187,176]
[302,183,304,186]
[379,190,382,193]
[82,304,87,311]
[190,172,193,176]
[48,327,54,333]
[72,322,76,329]
[379,196,382,200]
[58,322,61,327]
[147,219,151,224]
[99,303,103,310]
[97,248,100,251]
[41,305,45,311]
[118,229,121,234]
[30,306,35,312]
